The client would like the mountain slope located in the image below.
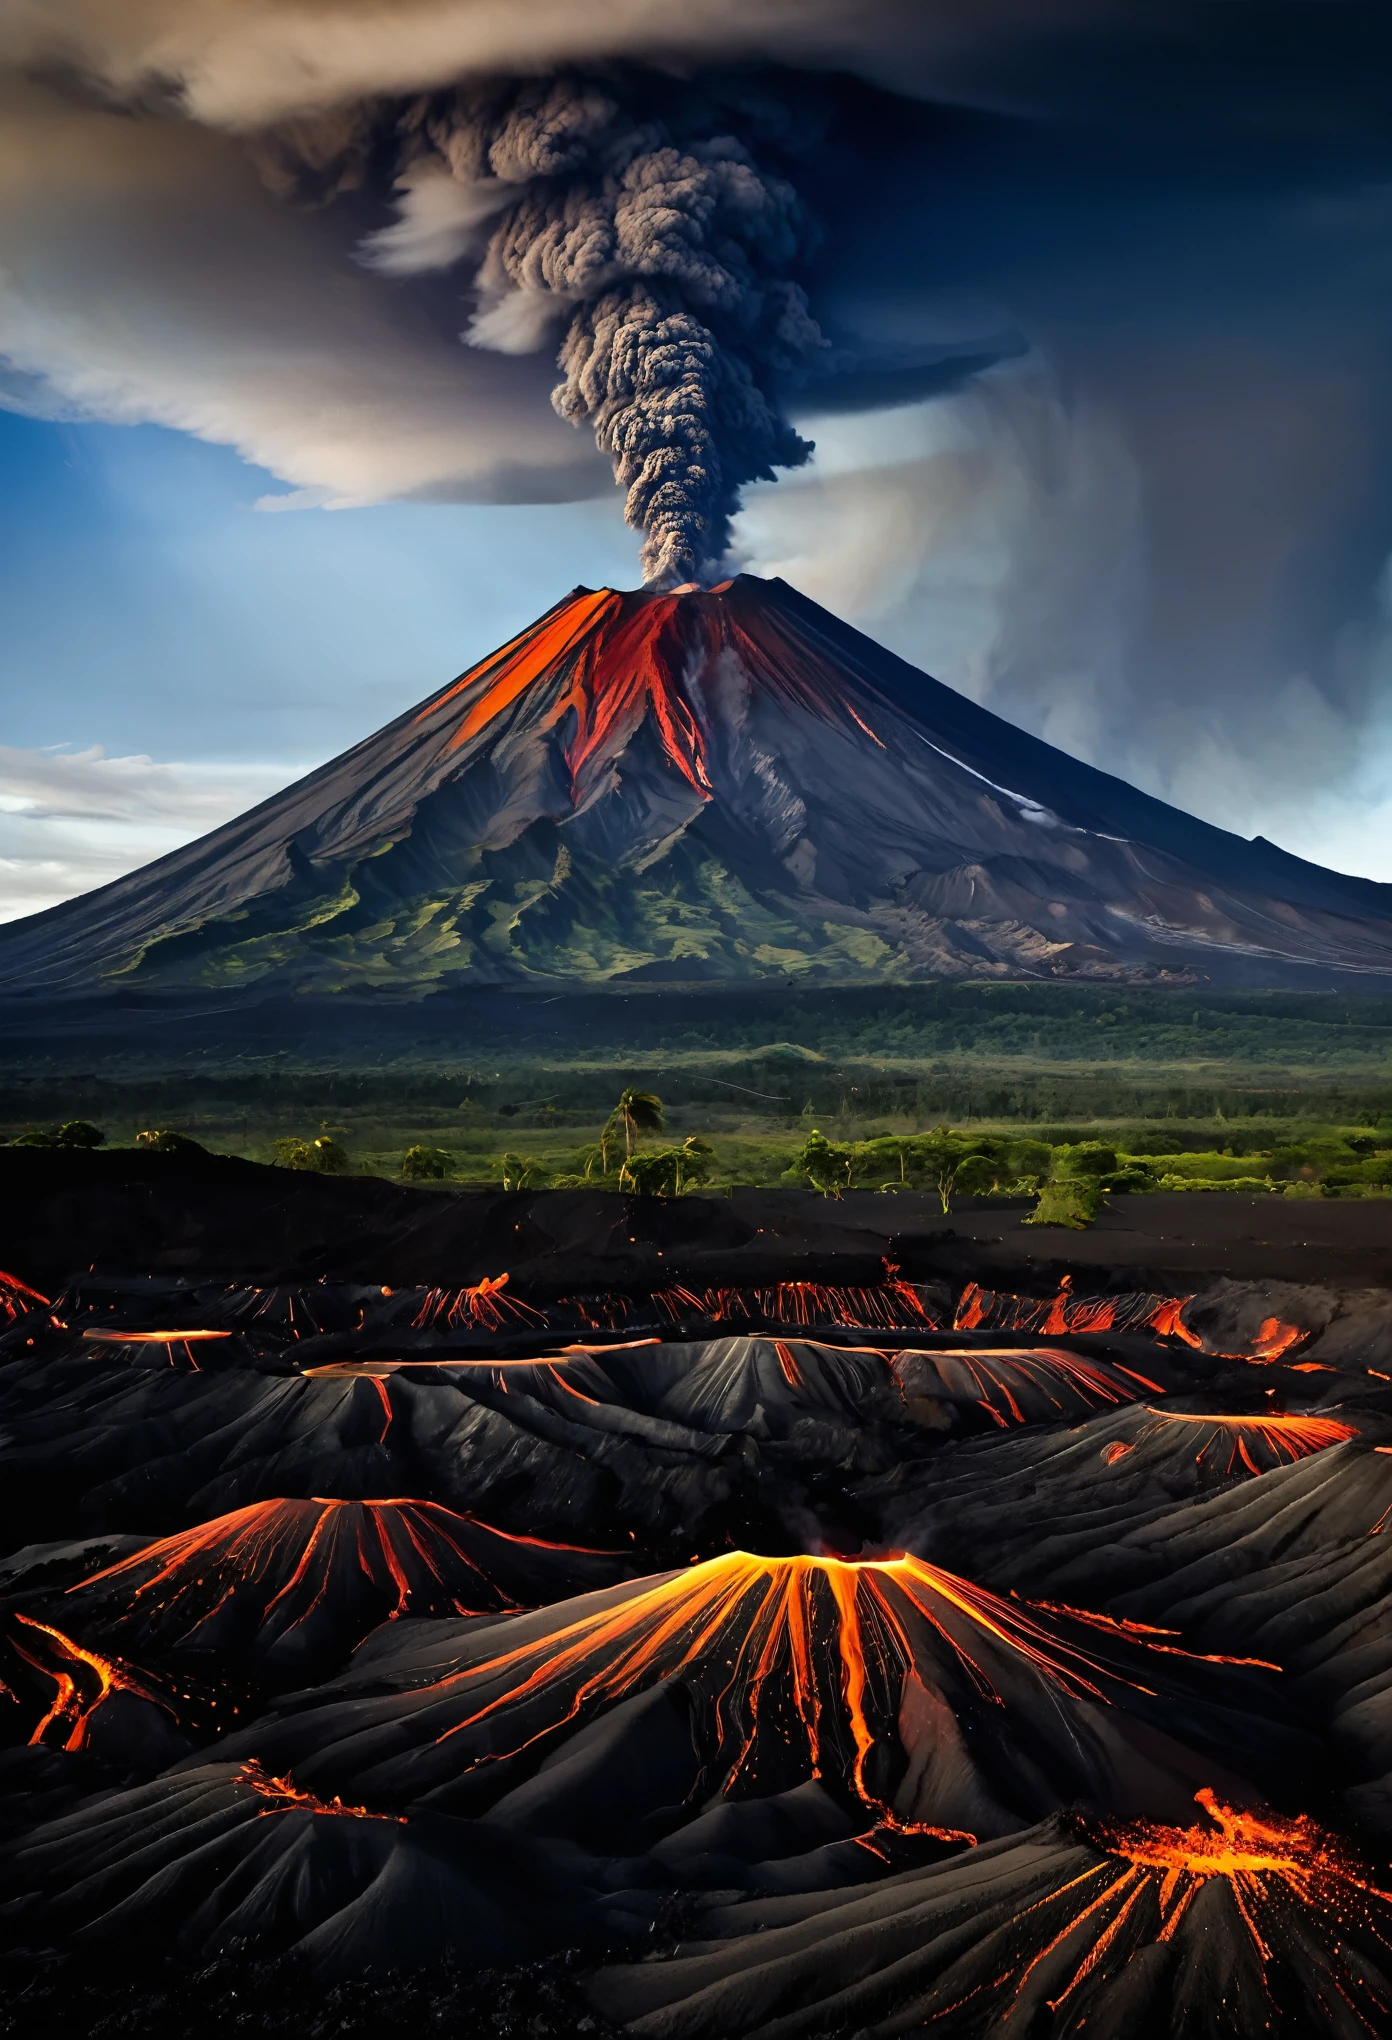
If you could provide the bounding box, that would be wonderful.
[5,574,1392,997]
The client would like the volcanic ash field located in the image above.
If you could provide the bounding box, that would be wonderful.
[4,1186,1392,2038]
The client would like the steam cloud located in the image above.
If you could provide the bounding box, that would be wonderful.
[269,75,829,585]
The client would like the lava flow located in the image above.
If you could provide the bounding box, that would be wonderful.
[422,583,890,805]
[3,1611,171,1750]
[290,1552,1277,1826]
[236,1758,404,1823]
[1125,1408,1357,1476]
[412,1274,545,1334]
[60,1497,626,1671]
[896,1346,1166,1427]
[650,1274,940,1331]
[0,1266,49,1324]
[1000,1792,1392,2027]
[953,1280,1306,1363]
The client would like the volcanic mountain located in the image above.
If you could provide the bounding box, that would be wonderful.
[5,575,1392,999]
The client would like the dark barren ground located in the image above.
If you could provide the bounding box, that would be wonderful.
[4,1154,1392,2038]
[3,1147,1390,1296]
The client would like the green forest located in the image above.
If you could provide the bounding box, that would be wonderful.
[5,983,1392,1213]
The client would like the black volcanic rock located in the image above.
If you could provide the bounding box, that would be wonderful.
[4,1188,1390,2038]
[5,576,1392,999]
[586,1805,1392,2039]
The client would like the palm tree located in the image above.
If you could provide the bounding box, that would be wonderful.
[603,1087,664,1168]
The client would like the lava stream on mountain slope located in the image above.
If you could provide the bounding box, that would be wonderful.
[953,1280,1306,1363]
[589,1792,1392,2040]
[2,1611,175,1751]
[421,584,892,805]
[1119,1408,1358,1475]
[44,1497,632,1683]
[891,1346,1169,1428]
[210,1550,1300,1836]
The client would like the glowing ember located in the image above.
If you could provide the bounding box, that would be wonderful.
[7,1612,169,1750]
[0,1266,49,1324]
[236,1758,403,1822]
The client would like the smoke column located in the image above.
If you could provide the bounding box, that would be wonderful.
[357,76,828,585]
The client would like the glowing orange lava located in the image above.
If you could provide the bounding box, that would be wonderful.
[0,1266,49,1323]
[357,1552,1269,1827]
[236,1758,404,1823]
[68,1496,609,1640]
[1034,1793,1392,2016]
[651,1275,938,1332]
[414,584,894,807]
[1248,1316,1306,1363]
[898,1346,1164,1426]
[953,1281,1306,1363]
[412,1273,545,1334]
[954,1279,1195,1340]
[1136,1408,1355,1475]
[8,1612,167,1750]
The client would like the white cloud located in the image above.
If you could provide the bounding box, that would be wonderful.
[732,368,1392,886]
[0,1,1060,130]
[0,744,293,922]
[0,78,608,507]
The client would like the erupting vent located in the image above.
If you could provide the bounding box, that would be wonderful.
[260,1552,1273,1829]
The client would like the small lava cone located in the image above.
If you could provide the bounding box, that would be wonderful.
[11,1497,632,1692]
[587,1792,1392,2039]
[201,1552,1308,1842]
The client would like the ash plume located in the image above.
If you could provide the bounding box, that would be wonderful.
[274,74,830,586]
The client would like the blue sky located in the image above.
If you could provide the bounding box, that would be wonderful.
[0,410,644,918]
[1,407,639,765]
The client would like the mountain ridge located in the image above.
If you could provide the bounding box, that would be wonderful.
[4,573,1392,999]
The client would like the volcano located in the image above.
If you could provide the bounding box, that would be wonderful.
[5,575,1392,998]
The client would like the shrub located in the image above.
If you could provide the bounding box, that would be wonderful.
[10,1120,106,1149]
[1054,1141,1119,1179]
[1025,1179,1101,1229]
[795,1130,855,1194]
[499,1152,546,1191]
[401,1145,455,1182]
[620,1137,716,1197]
[273,1137,317,1170]
[311,1136,350,1175]
[135,1129,207,1156]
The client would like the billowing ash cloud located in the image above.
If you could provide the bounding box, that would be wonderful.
[268,73,829,584]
